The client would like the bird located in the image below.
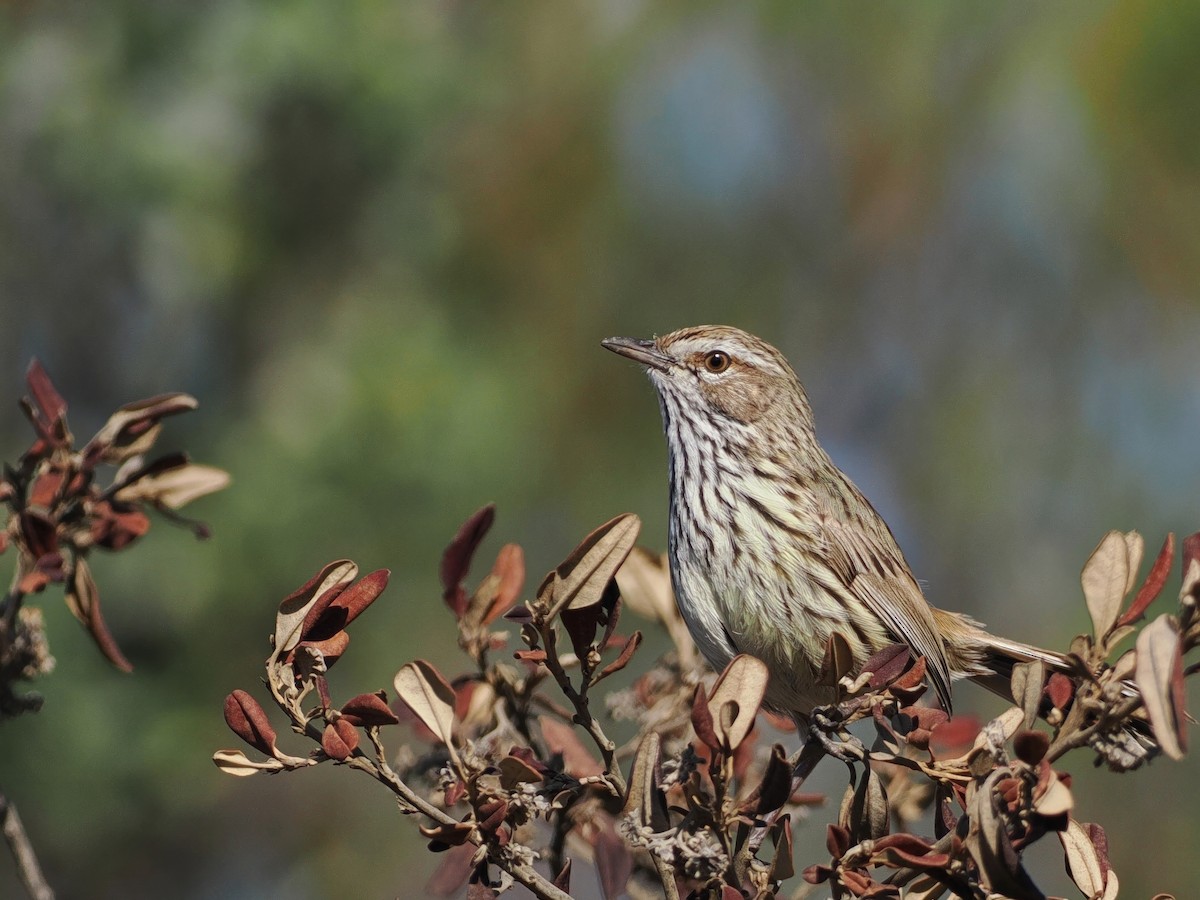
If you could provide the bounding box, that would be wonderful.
[602,324,1069,719]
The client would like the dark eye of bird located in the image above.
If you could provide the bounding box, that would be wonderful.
[703,351,731,373]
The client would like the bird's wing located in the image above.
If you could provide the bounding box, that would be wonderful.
[815,482,956,712]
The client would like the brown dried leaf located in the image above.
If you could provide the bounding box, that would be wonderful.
[340,691,400,727]
[224,690,278,755]
[24,360,69,443]
[819,632,855,686]
[1134,614,1187,760]
[394,660,458,749]
[539,715,603,777]
[862,644,913,689]
[552,859,572,892]
[550,513,641,616]
[484,543,525,624]
[304,569,390,640]
[707,654,768,751]
[274,560,358,656]
[688,684,719,752]
[770,814,795,882]
[597,631,643,681]
[211,748,284,776]
[425,842,475,896]
[755,744,793,816]
[440,505,496,617]
[68,557,133,673]
[1120,533,1175,627]
[594,822,632,900]
[498,755,543,790]
[1081,531,1131,641]
[321,719,359,760]
[1012,730,1049,766]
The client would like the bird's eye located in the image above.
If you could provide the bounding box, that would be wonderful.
[703,351,731,373]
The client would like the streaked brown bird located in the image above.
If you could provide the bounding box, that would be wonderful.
[602,324,1067,718]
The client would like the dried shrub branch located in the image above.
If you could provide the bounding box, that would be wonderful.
[1,361,228,899]
[217,511,1197,899]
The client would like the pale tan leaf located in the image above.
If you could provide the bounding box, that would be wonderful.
[272,560,357,657]
[1082,531,1130,641]
[1010,661,1045,731]
[394,660,458,748]
[707,654,768,751]
[539,716,603,777]
[550,513,641,616]
[115,463,230,509]
[1122,531,1145,596]
[1033,774,1073,816]
[622,732,667,830]
[1134,614,1185,760]
[1059,819,1104,897]
[615,547,675,624]
[212,749,284,776]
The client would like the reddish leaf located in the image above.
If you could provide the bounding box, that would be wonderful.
[1045,672,1074,710]
[755,744,793,816]
[425,842,475,896]
[321,719,359,760]
[514,649,548,664]
[553,859,571,892]
[295,632,351,669]
[826,823,851,857]
[24,360,68,442]
[419,821,475,851]
[597,631,643,680]
[1184,532,1200,579]
[863,644,913,688]
[560,603,603,661]
[20,510,58,559]
[68,558,133,672]
[539,716,603,777]
[274,560,357,657]
[441,505,496,617]
[341,691,400,726]
[27,468,66,509]
[304,569,389,640]
[928,715,980,760]
[475,798,508,833]
[484,544,525,624]
[594,823,632,900]
[224,690,278,755]
[690,683,719,751]
[1120,533,1175,627]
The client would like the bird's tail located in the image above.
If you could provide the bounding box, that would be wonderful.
[933,608,1157,770]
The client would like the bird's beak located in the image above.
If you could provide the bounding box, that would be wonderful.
[601,336,674,373]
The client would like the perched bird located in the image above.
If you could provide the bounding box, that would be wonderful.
[602,325,1067,718]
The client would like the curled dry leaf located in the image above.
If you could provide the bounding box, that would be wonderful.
[273,560,358,657]
[322,718,360,760]
[394,660,459,749]
[88,393,199,461]
[1081,531,1131,642]
[114,462,230,509]
[340,691,400,727]
[212,749,285,776]
[68,557,134,672]
[707,654,768,752]
[1134,614,1187,760]
[440,504,496,617]
[224,690,278,755]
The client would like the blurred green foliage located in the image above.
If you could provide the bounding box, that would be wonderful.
[2,2,1199,897]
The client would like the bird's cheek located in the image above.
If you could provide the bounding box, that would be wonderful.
[706,382,770,423]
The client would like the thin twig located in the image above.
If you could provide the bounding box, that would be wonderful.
[1,792,55,900]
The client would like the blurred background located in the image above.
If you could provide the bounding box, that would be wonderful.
[3,2,1199,897]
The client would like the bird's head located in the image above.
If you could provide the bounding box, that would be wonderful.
[602,325,811,428]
